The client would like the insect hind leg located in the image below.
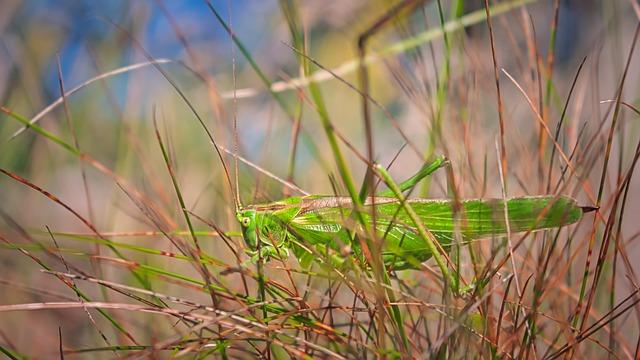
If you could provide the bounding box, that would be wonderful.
[377,155,449,197]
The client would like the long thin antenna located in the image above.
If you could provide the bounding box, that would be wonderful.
[104,19,238,210]
[229,1,241,211]
[218,145,309,196]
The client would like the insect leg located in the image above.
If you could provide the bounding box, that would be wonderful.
[377,155,448,197]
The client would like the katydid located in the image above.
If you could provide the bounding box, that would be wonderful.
[236,156,587,272]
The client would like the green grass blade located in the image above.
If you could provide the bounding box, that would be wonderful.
[374,164,457,291]
[0,345,23,360]
[2,107,80,156]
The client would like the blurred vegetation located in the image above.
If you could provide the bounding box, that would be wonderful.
[1,0,639,358]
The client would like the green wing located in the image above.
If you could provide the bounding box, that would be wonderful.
[375,195,582,238]
[371,195,582,269]
[288,195,583,269]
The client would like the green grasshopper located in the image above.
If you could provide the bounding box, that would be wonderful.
[236,156,586,273]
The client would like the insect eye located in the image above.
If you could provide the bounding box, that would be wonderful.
[241,217,251,227]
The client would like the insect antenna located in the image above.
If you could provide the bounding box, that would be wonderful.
[229,2,242,212]
[104,18,239,212]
